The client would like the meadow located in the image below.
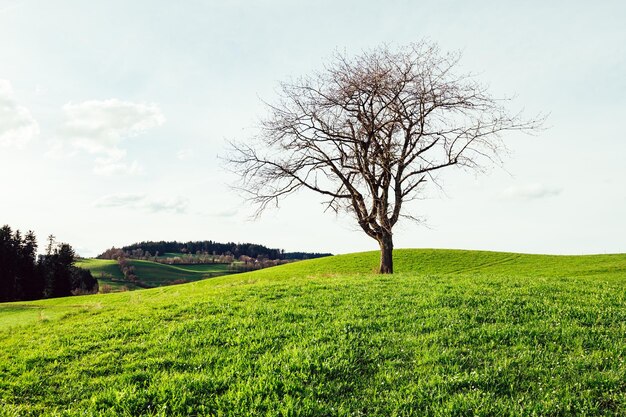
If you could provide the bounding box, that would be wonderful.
[75,259,137,291]
[76,259,233,291]
[1,249,626,416]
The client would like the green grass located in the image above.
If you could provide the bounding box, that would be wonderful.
[156,252,185,259]
[75,259,140,291]
[2,249,626,416]
[75,259,125,281]
[128,260,232,285]
[76,259,233,291]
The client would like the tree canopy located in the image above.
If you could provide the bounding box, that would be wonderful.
[0,225,98,302]
[228,42,543,273]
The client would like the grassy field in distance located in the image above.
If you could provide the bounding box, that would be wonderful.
[75,258,233,291]
[75,258,141,291]
[1,249,626,416]
[75,258,125,281]
[128,260,232,285]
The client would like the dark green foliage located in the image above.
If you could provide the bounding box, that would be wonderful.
[0,225,40,301]
[0,225,97,301]
[283,251,334,260]
[20,230,42,300]
[98,240,332,261]
[40,240,75,298]
[70,266,99,294]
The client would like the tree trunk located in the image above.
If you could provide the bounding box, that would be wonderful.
[378,234,393,274]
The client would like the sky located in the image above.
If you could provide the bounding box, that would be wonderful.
[0,0,624,257]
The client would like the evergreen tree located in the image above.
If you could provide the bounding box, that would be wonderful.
[21,231,42,300]
[70,267,98,294]
[41,241,75,298]
[0,225,96,301]
[0,225,16,302]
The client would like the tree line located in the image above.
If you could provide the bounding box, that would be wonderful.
[0,225,98,302]
[97,240,332,261]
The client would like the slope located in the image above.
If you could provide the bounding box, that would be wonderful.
[1,249,626,416]
[128,260,232,285]
[76,259,233,290]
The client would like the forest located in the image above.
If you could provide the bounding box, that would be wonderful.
[98,240,332,261]
[0,225,98,302]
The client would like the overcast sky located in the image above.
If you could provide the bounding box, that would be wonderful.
[1,0,624,257]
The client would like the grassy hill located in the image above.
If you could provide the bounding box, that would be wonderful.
[75,259,139,291]
[1,249,626,416]
[76,259,233,290]
[129,260,232,285]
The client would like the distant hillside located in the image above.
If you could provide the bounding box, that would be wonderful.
[97,240,332,261]
[76,258,234,292]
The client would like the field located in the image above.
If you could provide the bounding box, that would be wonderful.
[156,252,186,259]
[1,249,626,416]
[75,259,138,291]
[129,260,232,285]
[75,259,233,291]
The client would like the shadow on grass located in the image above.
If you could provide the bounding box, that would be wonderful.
[0,304,43,312]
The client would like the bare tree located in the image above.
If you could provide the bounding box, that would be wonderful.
[228,42,543,273]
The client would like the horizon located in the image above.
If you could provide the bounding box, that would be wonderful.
[1,1,625,257]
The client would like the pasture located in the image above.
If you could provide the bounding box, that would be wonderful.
[75,259,233,291]
[1,249,626,416]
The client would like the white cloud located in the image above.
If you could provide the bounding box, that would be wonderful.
[0,79,39,148]
[59,98,164,175]
[92,156,143,176]
[176,148,193,160]
[211,208,239,218]
[93,193,188,213]
[93,193,146,208]
[500,183,562,201]
[144,196,188,213]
